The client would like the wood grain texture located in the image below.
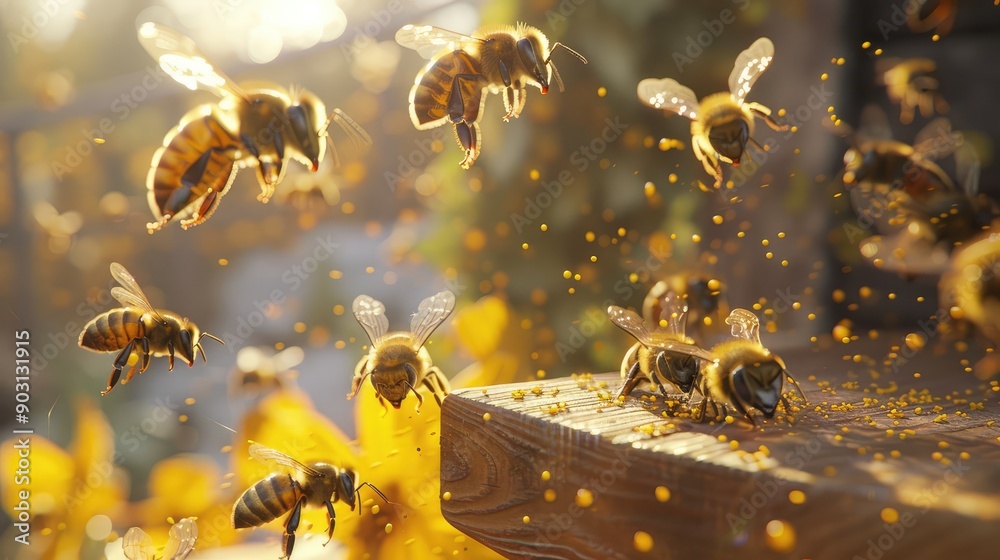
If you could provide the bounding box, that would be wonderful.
[440,340,1000,559]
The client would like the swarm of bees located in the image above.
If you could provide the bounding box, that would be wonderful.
[350,291,455,411]
[396,23,587,169]
[138,23,370,232]
[233,442,386,559]
[609,290,807,427]
[121,517,198,560]
[78,263,222,395]
[638,37,788,189]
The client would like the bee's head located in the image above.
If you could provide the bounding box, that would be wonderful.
[708,119,750,164]
[516,31,550,93]
[656,352,698,393]
[337,469,359,511]
[175,322,222,367]
[287,88,327,172]
[730,359,786,417]
[176,321,199,367]
[372,363,418,409]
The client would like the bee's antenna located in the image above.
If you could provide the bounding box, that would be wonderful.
[320,109,372,151]
[546,42,587,66]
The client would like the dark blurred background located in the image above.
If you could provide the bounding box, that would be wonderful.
[0,0,997,510]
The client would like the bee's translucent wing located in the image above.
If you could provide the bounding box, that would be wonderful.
[137,22,247,101]
[726,309,761,345]
[272,346,306,372]
[609,305,715,361]
[657,290,689,338]
[122,527,156,560]
[161,518,198,560]
[248,442,323,478]
[410,291,456,349]
[110,263,165,322]
[728,37,775,105]
[637,78,700,120]
[353,295,389,346]
[395,25,483,60]
[913,118,959,162]
[954,141,981,196]
[608,305,655,345]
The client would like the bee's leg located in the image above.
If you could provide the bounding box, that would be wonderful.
[694,395,709,422]
[454,122,481,169]
[322,499,336,546]
[422,367,450,406]
[411,385,425,413]
[348,359,370,400]
[103,340,137,395]
[654,353,678,397]
[615,360,644,401]
[780,395,797,424]
[166,340,176,371]
[138,337,151,374]
[746,102,789,131]
[513,87,527,119]
[693,135,723,189]
[378,395,389,417]
[282,496,306,560]
[502,88,526,121]
[784,372,808,404]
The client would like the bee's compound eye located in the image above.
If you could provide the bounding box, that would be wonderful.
[732,365,753,405]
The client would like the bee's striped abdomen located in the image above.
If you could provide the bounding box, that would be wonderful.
[411,51,485,128]
[79,309,145,352]
[232,474,301,528]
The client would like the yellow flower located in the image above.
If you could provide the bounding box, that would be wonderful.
[451,296,522,388]
[233,385,501,560]
[1,398,127,560]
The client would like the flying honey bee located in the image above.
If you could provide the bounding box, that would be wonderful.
[122,518,198,560]
[692,309,806,427]
[228,345,304,401]
[233,442,386,560]
[879,58,949,125]
[638,37,788,189]
[396,23,587,169]
[608,291,713,400]
[78,262,222,395]
[349,291,455,411]
[137,22,371,232]
[835,111,995,276]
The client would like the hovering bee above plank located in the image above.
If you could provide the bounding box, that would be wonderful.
[137,22,371,232]
[350,291,455,412]
[232,442,386,560]
[638,37,787,189]
[78,262,222,395]
[396,23,587,169]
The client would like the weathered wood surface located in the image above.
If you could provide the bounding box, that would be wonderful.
[440,339,1000,559]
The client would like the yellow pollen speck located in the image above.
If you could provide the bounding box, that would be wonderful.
[541,470,551,481]
[633,531,653,552]
[544,489,557,502]
[442,492,451,502]
[789,490,806,505]
[530,169,540,180]
[713,215,724,225]
[668,173,678,183]
[765,520,796,552]
[575,488,595,508]
[218,258,229,266]
[523,515,531,523]
[540,224,548,232]
[881,508,899,523]
[597,86,607,97]
[821,73,829,80]
[372,504,381,514]
[522,243,529,250]
[385,523,393,534]
[655,486,671,502]
[483,413,491,421]
[862,41,871,49]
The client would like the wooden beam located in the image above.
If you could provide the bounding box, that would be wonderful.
[440,342,1000,559]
